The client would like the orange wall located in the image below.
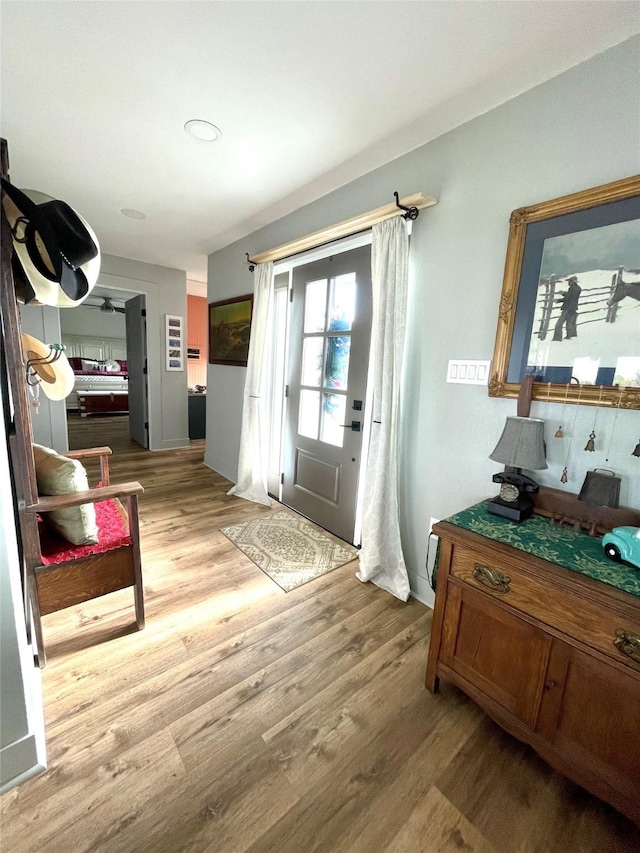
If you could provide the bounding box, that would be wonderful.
[187,295,208,387]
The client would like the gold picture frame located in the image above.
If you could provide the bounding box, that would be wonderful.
[489,175,640,410]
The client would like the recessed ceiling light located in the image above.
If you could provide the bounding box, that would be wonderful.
[184,119,222,142]
[121,208,147,220]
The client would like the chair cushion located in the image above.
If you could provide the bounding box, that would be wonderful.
[39,497,131,565]
[33,444,99,545]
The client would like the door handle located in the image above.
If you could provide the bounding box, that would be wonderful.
[340,421,361,432]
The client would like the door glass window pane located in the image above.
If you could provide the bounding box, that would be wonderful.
[328,273,356,331]
[304,279,327,333]
[321,393,346,447]
[298,389,320,439]
[301,337,324,387]
[325,335,351,389]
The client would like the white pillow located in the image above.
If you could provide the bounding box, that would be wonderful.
[81,358,103,371]
[33,444,99,545]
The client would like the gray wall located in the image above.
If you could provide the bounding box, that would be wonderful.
[19,305,69,453]
[207,38,640,604]
[98,254,189,451]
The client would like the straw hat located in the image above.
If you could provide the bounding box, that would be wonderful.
[21,334,74,401]
[2,179,100,308]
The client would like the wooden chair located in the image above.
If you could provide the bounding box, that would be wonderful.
[25,445,145,666]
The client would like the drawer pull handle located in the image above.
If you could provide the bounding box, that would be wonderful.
[614,629,640,663]
[472,563,511,593]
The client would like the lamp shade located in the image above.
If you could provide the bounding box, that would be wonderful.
[489,417,548,470]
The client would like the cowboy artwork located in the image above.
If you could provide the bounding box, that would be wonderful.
[525,216,640,387]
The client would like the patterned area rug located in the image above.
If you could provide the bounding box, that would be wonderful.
[220,509,358,592]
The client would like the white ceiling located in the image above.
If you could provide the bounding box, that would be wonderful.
[2,2,639,282]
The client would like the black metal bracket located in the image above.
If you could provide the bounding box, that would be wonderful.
[394,191,419,221]
[245,253,257,272]
[25,343,65,386]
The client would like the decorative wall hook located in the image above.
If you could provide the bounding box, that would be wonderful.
[393,191,419,221]
[25,343,65,385]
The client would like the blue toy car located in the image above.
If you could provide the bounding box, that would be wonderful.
[602,526,640,569]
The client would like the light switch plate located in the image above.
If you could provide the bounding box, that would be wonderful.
[446,359,490,385]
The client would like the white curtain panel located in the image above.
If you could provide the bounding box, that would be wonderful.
[228,261,274,506]
[356,216,411,601]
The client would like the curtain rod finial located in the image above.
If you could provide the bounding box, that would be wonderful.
[393,191,419,221]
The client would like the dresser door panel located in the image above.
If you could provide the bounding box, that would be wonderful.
[441,583,551,728]
[538,639,640,799]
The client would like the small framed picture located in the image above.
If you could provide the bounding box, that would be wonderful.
[165,314,184,371]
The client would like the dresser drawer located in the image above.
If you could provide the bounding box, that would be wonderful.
[449,543,640,673]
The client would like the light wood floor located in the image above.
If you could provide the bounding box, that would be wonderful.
[1,415,639,852]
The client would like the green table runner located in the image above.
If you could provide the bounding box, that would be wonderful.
[443,501,640,599]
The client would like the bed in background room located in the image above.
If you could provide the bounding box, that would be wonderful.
[67,356,129,416]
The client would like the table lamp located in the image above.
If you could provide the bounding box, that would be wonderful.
[488,416,547,522]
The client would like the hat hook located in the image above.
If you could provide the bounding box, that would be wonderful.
[25,343,65,386]
[10,216,30,244]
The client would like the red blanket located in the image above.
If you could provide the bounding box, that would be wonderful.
[39,497,131,565]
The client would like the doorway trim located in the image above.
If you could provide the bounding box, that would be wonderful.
[60,283,144,451]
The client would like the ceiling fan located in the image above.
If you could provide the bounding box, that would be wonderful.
[85,296,126,314]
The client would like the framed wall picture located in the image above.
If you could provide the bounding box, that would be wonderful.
[490,175,640,410]
[165,314,184,371]
[208,294,254,366]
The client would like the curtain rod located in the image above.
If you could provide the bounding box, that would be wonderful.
[245,191,437,269]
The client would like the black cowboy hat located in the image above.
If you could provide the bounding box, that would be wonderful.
[1,178,100,307]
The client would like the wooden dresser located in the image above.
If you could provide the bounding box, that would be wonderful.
[426,503,640,825]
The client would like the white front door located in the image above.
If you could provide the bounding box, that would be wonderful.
[281,246,372,543]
